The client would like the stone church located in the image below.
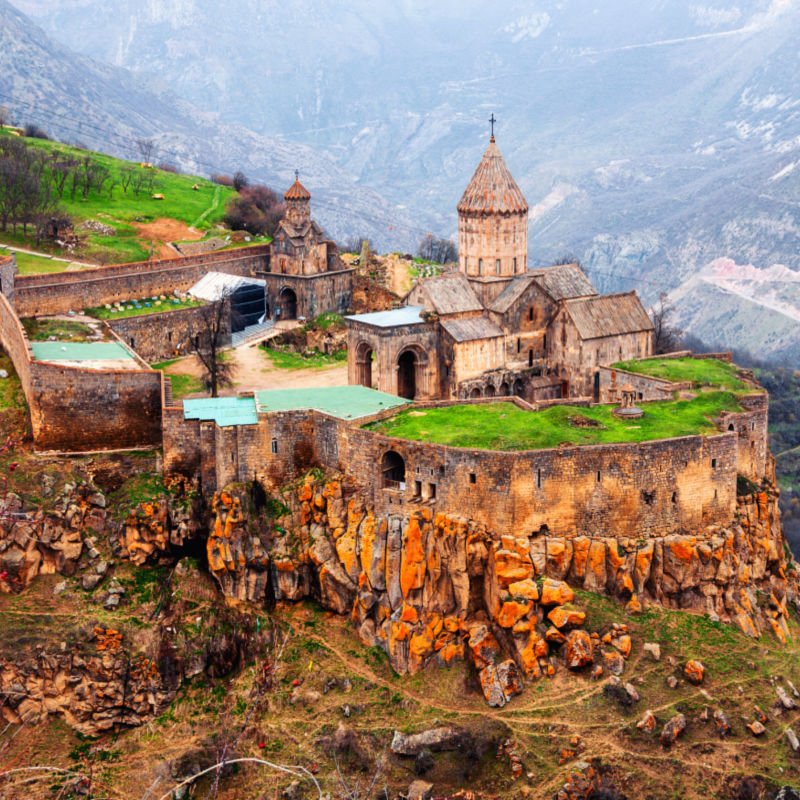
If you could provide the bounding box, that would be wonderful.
[258,175,354,321]
[346,135,654,401]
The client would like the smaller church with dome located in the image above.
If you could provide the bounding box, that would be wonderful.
[345,133,654,402]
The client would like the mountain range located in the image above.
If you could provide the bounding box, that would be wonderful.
[4,0,800,362]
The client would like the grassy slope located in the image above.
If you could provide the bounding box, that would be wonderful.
[613,356,753,393]
[368,394,741,450]
[0,129,236,265]
[86,296,204,320]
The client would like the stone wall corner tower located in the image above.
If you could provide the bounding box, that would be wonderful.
[457,134,528,289]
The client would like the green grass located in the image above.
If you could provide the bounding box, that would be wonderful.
[86,296,204,320]
[0,353,25,412]
[612,357,753,393]
[0,129,236,264]
[151,359,205,399]
[367,395,742,450]
[21,317,99,342]
[6,250,80,275]
[305,312,344,331]
[263,346,348,370]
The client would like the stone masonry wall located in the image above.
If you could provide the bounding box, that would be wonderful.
[0,254,15,302]
[13,246,269,317]
[260,269,354,320]
[109,305,230,363]
[29,362,162,451]
[0,287,33,400]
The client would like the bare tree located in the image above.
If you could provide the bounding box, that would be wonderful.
[136,137,158,164]
[119,165,135,195]
[190,293,236,397]
[0,106,8,129]
[553,253,581,266]
[417,233,457,264]
[233,170,249,192]
[651,292,683,354]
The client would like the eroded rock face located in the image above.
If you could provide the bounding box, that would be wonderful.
[0,626,172,735]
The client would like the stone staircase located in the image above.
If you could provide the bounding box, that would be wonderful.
[231,320,275,347]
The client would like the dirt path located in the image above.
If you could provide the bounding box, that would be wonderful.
[133,218,204,259]
[229,344,348,392]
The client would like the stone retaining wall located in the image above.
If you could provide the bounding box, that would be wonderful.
[14,246,269,317]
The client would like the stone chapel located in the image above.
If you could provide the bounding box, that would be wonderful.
[345,134,654,402]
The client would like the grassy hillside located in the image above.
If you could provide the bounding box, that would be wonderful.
[0,128,237,266]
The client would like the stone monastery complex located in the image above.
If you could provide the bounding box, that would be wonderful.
[0,134,790,696]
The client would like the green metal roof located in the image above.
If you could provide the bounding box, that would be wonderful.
[256,386,407,420]
[31,341,135,362]
[183,396,259,427]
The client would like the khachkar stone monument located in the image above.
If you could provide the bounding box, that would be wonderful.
[457,114,529,280]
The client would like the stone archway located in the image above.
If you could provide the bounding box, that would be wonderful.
[469,387,482,399]
[278,287,298,320]
[397,350,418,399]
[485,384,496,398]
[355,341,375,389]
[381,450,406,489]
[499,382,509,396]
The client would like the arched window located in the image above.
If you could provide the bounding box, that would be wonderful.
[478,258,484,275]
[382,451,406,489]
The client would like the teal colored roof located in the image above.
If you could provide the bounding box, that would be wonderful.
[256,386,407,420]
[183,396,258,427]
[31,341,134,362]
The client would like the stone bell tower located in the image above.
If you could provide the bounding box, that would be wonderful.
[284,171,312,228]
[457,122,528,285]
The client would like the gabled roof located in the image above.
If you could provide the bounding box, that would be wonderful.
[284,178,311,200]
[562,292,653,340]
[457,137,528,215]
[489,274,538,314]
[441,317,504,342]
[408,271,483,315]
[533,263,597,301]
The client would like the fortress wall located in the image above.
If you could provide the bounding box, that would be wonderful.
[722,394,769,482]
[0,286,33,401]
[108,305,228,363]
[0,254,16,302]
[13,247,269,317]
[162,407,202,476]
[331,425,738,539]
[28,363,162,451]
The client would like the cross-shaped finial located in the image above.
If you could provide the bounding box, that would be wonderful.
[294,169,300,181]
[489,113,496,141]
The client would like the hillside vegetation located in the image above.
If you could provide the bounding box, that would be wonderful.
[0,127,236,266]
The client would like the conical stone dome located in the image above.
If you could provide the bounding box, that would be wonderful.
[457,138,528,216]
[284,178,311,201]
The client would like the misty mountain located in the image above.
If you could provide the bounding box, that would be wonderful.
[7,0,800,360]
[0,0,415,247]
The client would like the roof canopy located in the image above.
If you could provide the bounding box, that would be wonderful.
[409,271,483,316]
[457,138,528,216]
[285,178,311,200]
[563,292,654,340]
[188,272,266,303]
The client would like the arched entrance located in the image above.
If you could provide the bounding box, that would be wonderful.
[356,341,375,389]
[513,379,525,397]
[469,387,482,399]
[485,384,496,398]
[499,382,509,396]
[278,287,298,320]
[397,350,418,400]
[381,450,406,489]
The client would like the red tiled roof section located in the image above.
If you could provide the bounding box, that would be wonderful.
[284,178,311,200]
[457,138,528,215]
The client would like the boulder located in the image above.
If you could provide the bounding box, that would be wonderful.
[547,606,586,629]
[777,685,798,710]
[637,710,657,733]
[786,728,800,753]
[643,642,661,661]
[746,720,766,737]
[660,713,687,748]
[407,780,434,800]
[601,649,625,676]
[390,726,464,756]
[684,660,705,685]
[540,579,574,606]
[713,709,731,738]
[564,630,594,669]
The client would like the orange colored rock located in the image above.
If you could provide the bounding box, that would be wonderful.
[669,538,696,564]
[545,626,567,645]
[467,624,500,670]
[602,649,625,676]
[684,660,705,685]
[564,630,594,669]
[626,594,642,614]
[637,710,657,733]
[540,579,574,606]
[547,606,586,629]
[496,600,531,628]
[400,604,419,624]
[493,548,533,588]
[508,578,539,601]
[400,515,426,598]
[612,634,632,658]
[660,713,687,748]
